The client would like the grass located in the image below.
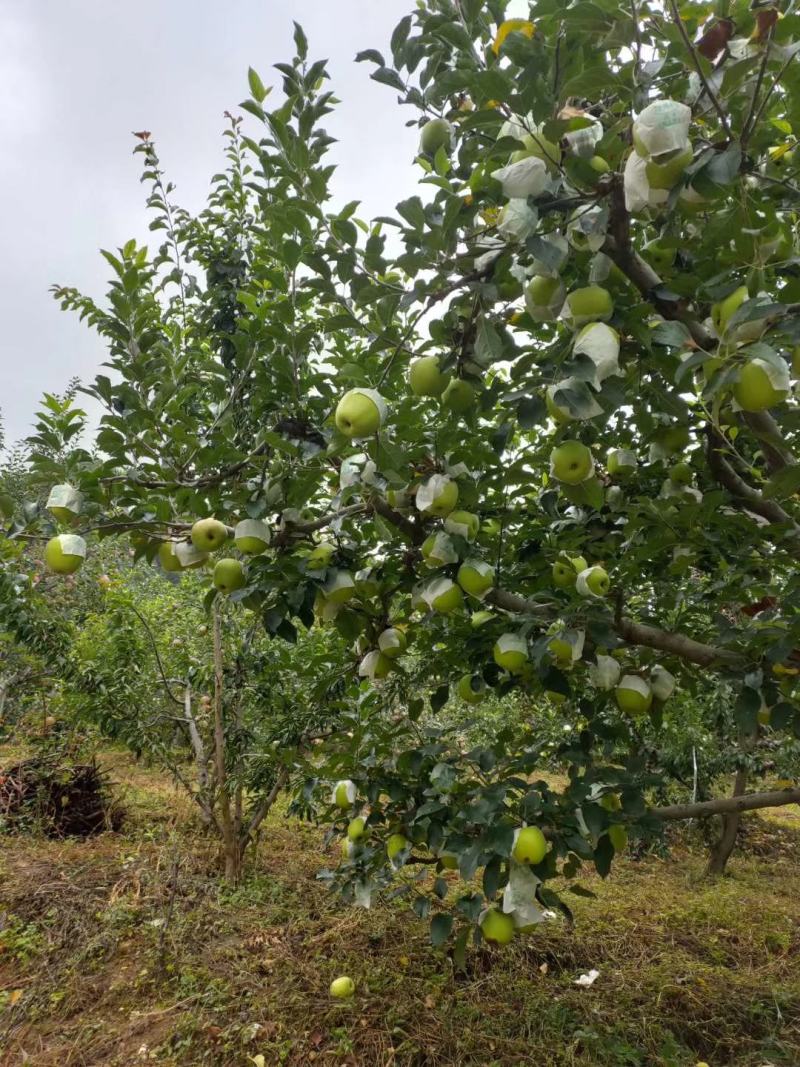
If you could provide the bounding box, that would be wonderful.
[1,747,798,1066]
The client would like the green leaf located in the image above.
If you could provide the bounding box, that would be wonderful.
[248,67,268,103]
[430,913,453,946]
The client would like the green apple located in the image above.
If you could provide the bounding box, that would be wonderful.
[213,558,246,594]
[378,627,407,659]
[615,675,653,715]
[441,379,476,414]
[307,542,336,570]
[457,673,486,704]
[470,609,495,628]
[341,838,355,860]
[386,486,410,510]
[334,780,355,809]
[518,128,560,173]
[545,386,573,425]
[421,531,458,568]
[493,633,528,674]
[457,559,495,598]
[445,510,480,540]
[335,388,386,438]
[354,567,381,598]
[643,240,677,272]
[600,792,622,812]
[733,360,789,412]
[417,474,459,517]
[545,689,567,705]
[233,519,270,554]
[409,355,451,396]
[323,570,356,605]
[589,155,610,174]
[712,286,748,337]
[513,826,547,865]
[650,665,675,701]
[548,637,573,666]
[607,449,637,478]
[424,577,464,614]
[387,833,409,861]
[359,650,392,680]
[608,825,628,851]
[576,565,610,598]
[524,275,566,322]
[645,143,692,189]
[330,976,355,999]
[348,816,367,841]
[420,118,453,155]
[552,558,578,589]
[550,440,594,484]
[571,555,588,572]
[439,852,459,870]
[480,907,515,945]
[174,541,209,570]
[565,286,613,327]
[668,461,692,485]
[46,484,83,523]
[158,541,183,573]
[191,518,229,552]
[652,424,690,457]
[44,534,86,575]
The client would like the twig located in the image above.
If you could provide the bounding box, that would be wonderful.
[666,0,732,137]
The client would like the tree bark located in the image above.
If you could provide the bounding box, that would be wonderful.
[183,685,213,826]
[650,787,800,821]
[212,602,239,884]
[705,726,756,876]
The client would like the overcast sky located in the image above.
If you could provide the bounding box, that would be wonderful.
[0,0,432,450]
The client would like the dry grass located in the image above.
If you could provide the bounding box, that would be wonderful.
[1,748,798,1067]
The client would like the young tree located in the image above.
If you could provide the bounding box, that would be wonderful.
[3,1,800,937]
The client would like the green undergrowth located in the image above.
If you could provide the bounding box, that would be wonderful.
[1,746,798,1066]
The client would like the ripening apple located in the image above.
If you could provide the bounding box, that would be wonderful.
[565,286,613,326]
[545,386,573,425]
[347,817,367,841]
[548,637,573,666]
[359,650,392,680]
[524,275,566,321]
[576,565,610,598]
[307,542,335,570]
[608,825,628,851]
[615,675,653,716]
[712,286,748,336]
[457,673,486,704]
[335,388,385,438]
[386,833,409,861]
[44,534,86,575]
[158,541,183,573]
[409,355,451,396]
[457,559,495,598]
[607,449,637,478]
[668,460,693,485]
[517,128,560,173]
[333,780,355,809]
[552,558,577,589]
[493,633,528,674]
[513,826,548,865]
[550,440,594,484]
[213,558,246,594]
[444,510,480,540]
[46,484,83,523]
[234,519,270,554]
[420,117,453,155]
[421,531,457,568]
[378,627,407,659]
[330,976,355,999]
[733,360,789,412]
[645,143,692,189]
[480,907,515,945]
[442,378,476,414]
[191,518,229,552]
[643,240,677,272]
[427,578,464,614]
[417,474,459,517]
[323,570,356,605]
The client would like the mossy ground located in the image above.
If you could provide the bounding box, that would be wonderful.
[1,747,798,1066]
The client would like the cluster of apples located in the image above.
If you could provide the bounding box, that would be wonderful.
[333,776,551,943]
[156,516,271,594]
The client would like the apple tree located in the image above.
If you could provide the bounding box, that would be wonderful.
[3,0,800,939]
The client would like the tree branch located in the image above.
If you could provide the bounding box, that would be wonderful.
[666,0,732,138]
[706,427,799,531]
[740,410,797,474]
[370,496,424,544]
[651,787,800,821]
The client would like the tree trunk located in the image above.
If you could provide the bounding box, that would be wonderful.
[183,685,213,827]
[705,726,755,877]
[212,602,239,884]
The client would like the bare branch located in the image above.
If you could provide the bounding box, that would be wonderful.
[651,787,800,821]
